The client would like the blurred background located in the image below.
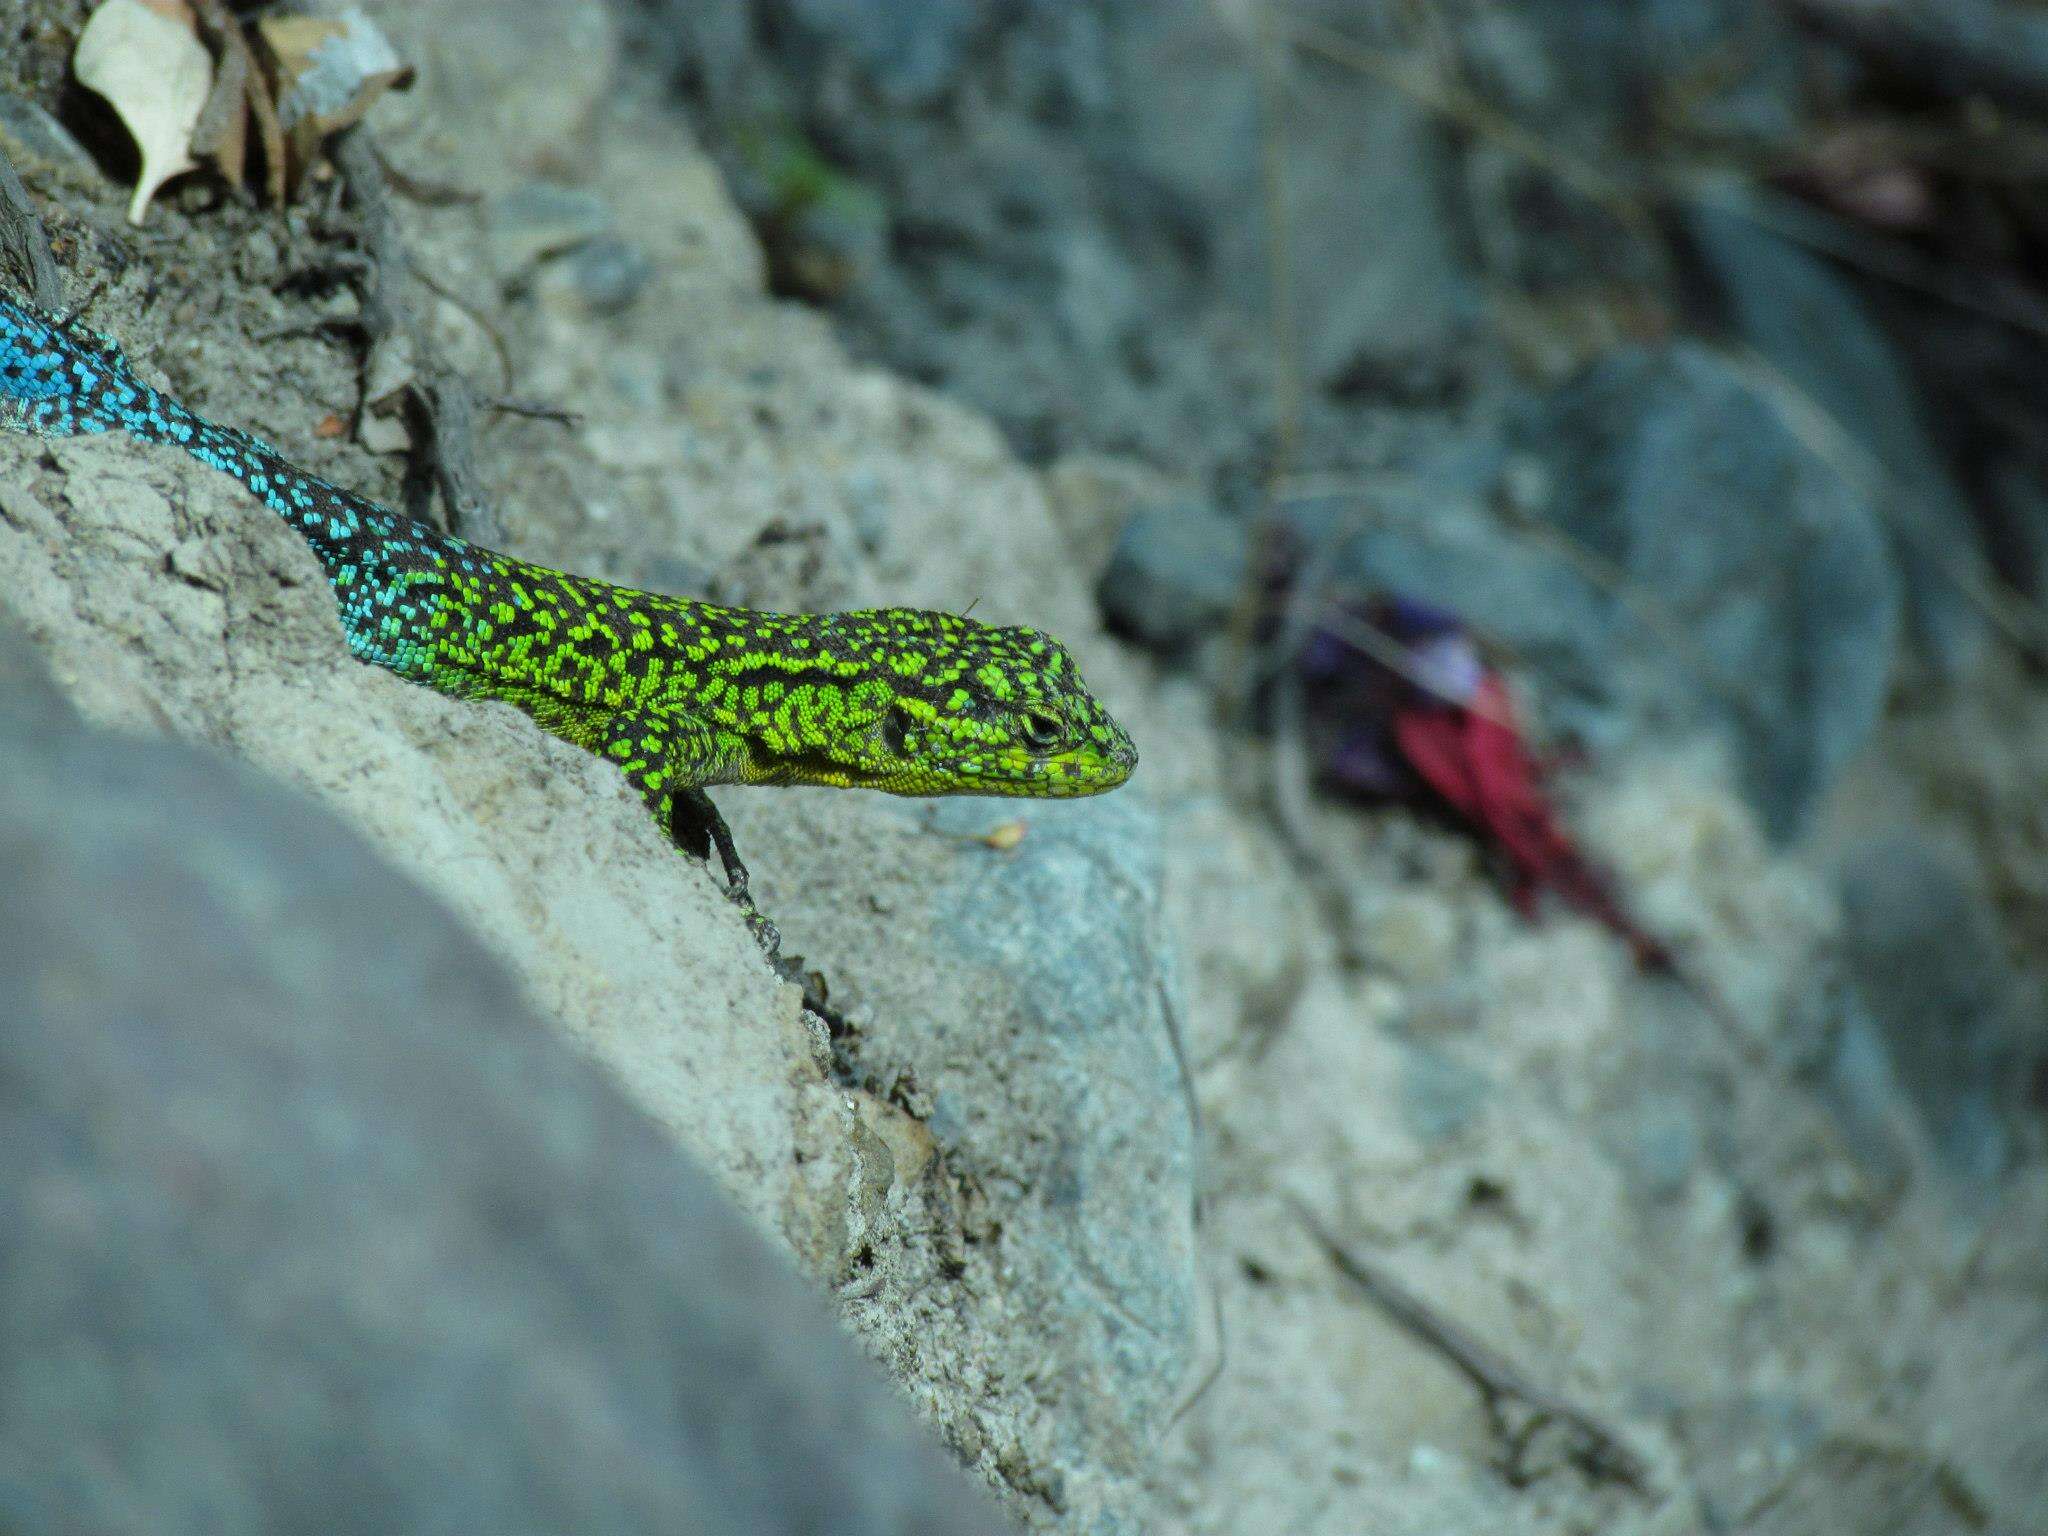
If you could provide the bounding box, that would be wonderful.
[649,15,2048,1522]
[2,1,2045,1533]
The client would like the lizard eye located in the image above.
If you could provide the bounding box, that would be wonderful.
[1020,710,1063,750]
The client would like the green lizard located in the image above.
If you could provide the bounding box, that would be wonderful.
[0,294,1137,966]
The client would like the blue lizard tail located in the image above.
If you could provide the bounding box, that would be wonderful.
[0,294,163,441]
[1,293,386,546]
[0,291,469,678]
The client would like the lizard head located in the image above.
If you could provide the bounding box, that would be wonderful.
[750,610,1138,797]
[883,619,1138,798]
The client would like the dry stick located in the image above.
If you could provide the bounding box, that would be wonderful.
[1288,1198,1651,1493]
[327,126,502,546]
[405,254,515,392]
[1687,175,2048,352]
[0,147,63,314]
[1304,604,1522,730]
[1266,670,1325,876]
[1215,1,1297,724]
[1745,115,2048,185]
[1259,527,1389,972]
[484,397,582,428]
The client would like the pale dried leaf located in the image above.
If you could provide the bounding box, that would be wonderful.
[74,0,214,224]
[979,820,1030,852]
[260,8,413,139]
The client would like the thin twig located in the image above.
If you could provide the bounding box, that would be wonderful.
[483,396,582,428]
[1304,601,1522,729]
[406,254,514,391]
[1284,13,1657,243]
[1289,1198,1651,1492]
[373,141,481,207]
[1266,670,1320,861]
[1259,525,1378,969]
[0,147,63,313]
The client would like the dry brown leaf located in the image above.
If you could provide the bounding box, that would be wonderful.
[258,8,412,191]
[74,0,214,225]
[189,22,250,192]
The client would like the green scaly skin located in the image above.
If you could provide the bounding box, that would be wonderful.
[0,295,1137,966]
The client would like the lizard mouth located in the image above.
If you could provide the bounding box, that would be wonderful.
[971,741,1138,797]
[747,733,1137,797]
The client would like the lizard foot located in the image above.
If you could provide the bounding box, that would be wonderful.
[675,789,847,1031]
[676,789,782,950]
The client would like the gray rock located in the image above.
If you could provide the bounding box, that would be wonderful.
[1816,997,1920,1195]
[1689,192,1990,673]
[488,183,617,279]
[1397,1041,1492,1144]
[1624,1097,1706,1201]
[1121,9,1470,386]
[0,599,70,727]
[1836,834,2021,1186]
[781,0,987,105]
[920,795,1196,1451]
[775,789,1197,1526]
[660,0,1280,472]
[1109,4,1259,218]
[0,692,1006,1536]
[1509,343,1896,835]
[1098,502,1249,651]
[375,0,621,192]
[570,236,654,314]
[1983,452,2048,603]
[1280,89,1471,390]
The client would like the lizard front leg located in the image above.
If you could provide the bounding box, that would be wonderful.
[669,787,780,954]
[596,708,813,988]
